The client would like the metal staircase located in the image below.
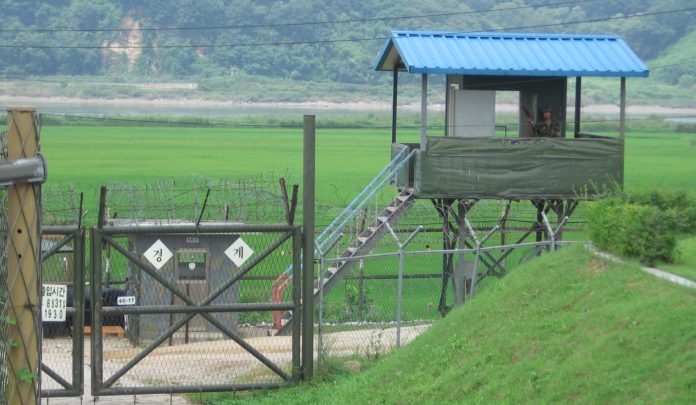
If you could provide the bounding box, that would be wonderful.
[273,147,417,335]
[312,187,415,299]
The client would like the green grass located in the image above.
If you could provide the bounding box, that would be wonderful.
[624,131,696,192]
[40,125,696,201]
[203,245,696,404]
[659,235,696,281]
[41,125,423,207]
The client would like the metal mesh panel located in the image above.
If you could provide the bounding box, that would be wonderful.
[93,226,299,394]
[40,228,83,397]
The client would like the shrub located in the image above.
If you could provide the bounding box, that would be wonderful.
[624,189,696,233]
[615,204,677,265]
[586,198,678,265]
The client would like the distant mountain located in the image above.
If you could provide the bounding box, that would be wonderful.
[0,0,694,84]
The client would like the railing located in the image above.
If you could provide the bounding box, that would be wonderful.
[272,146,417,329]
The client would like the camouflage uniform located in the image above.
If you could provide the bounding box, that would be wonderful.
[532,121,561,137]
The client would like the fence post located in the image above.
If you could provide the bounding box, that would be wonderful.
[291,226,302,381]
[385,223,422,348]
[5,108,42,405]
[467,221,499,300]
[314,241,325,375]
[541,211,555,251]
[553,216,570,248]
[302,115,315,379]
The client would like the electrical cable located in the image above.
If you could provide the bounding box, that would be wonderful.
[1,6,694,49]
[0,0,600,33]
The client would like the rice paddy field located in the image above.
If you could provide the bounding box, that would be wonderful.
[40,124,696,200]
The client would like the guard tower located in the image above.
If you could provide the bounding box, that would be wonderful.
[374,31,649,311]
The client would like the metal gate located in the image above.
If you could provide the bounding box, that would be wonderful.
[90,222,302,396]
[40,225,85,397]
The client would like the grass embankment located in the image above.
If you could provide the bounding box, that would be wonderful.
[205,245,695,404]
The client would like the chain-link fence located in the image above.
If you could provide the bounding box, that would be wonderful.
[314,199,584,368]
[39,184,85,398]
[0,129,9,404]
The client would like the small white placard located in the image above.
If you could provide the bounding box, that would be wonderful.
[117,296,136,306]
[225,238,253,267]
[42,284,67,322]
[143,239,173,270]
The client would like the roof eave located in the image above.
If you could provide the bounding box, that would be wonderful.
[406,67,650,77]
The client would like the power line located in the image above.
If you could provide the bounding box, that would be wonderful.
[0,0,598,33]
[1,6,694,50]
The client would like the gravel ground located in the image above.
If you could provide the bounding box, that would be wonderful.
[40,324,430,404]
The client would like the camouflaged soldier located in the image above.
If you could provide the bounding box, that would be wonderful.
[528,105,561,137]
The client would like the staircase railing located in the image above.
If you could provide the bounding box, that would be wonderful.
[272,146,417,329]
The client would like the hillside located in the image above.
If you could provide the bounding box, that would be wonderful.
[1,0,695,84]
[650,27,696,86]
[207,245,695,404]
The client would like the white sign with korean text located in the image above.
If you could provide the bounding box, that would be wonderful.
[143,239,173,270]
[225,238,253,267]
[117,296,136,306]
[42,284,67,322]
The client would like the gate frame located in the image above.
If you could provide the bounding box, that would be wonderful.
[40,225,85,398]
[90,222,302,396]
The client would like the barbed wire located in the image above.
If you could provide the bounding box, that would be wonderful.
[100,174,297,224]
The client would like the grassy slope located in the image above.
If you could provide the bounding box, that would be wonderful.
[659,236,696,281]
[210,245,695,404]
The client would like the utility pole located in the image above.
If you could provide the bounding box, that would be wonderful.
[5,108,43,405]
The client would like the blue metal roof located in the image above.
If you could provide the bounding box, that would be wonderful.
[375,31,649,78]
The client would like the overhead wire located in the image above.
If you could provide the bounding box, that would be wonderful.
[0,5,694,49]
[0,0,600,33]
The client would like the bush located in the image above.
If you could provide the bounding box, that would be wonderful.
[624,190,696,233]
[586,198,678,265]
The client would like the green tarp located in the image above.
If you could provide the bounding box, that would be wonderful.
[399,136,623,199]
